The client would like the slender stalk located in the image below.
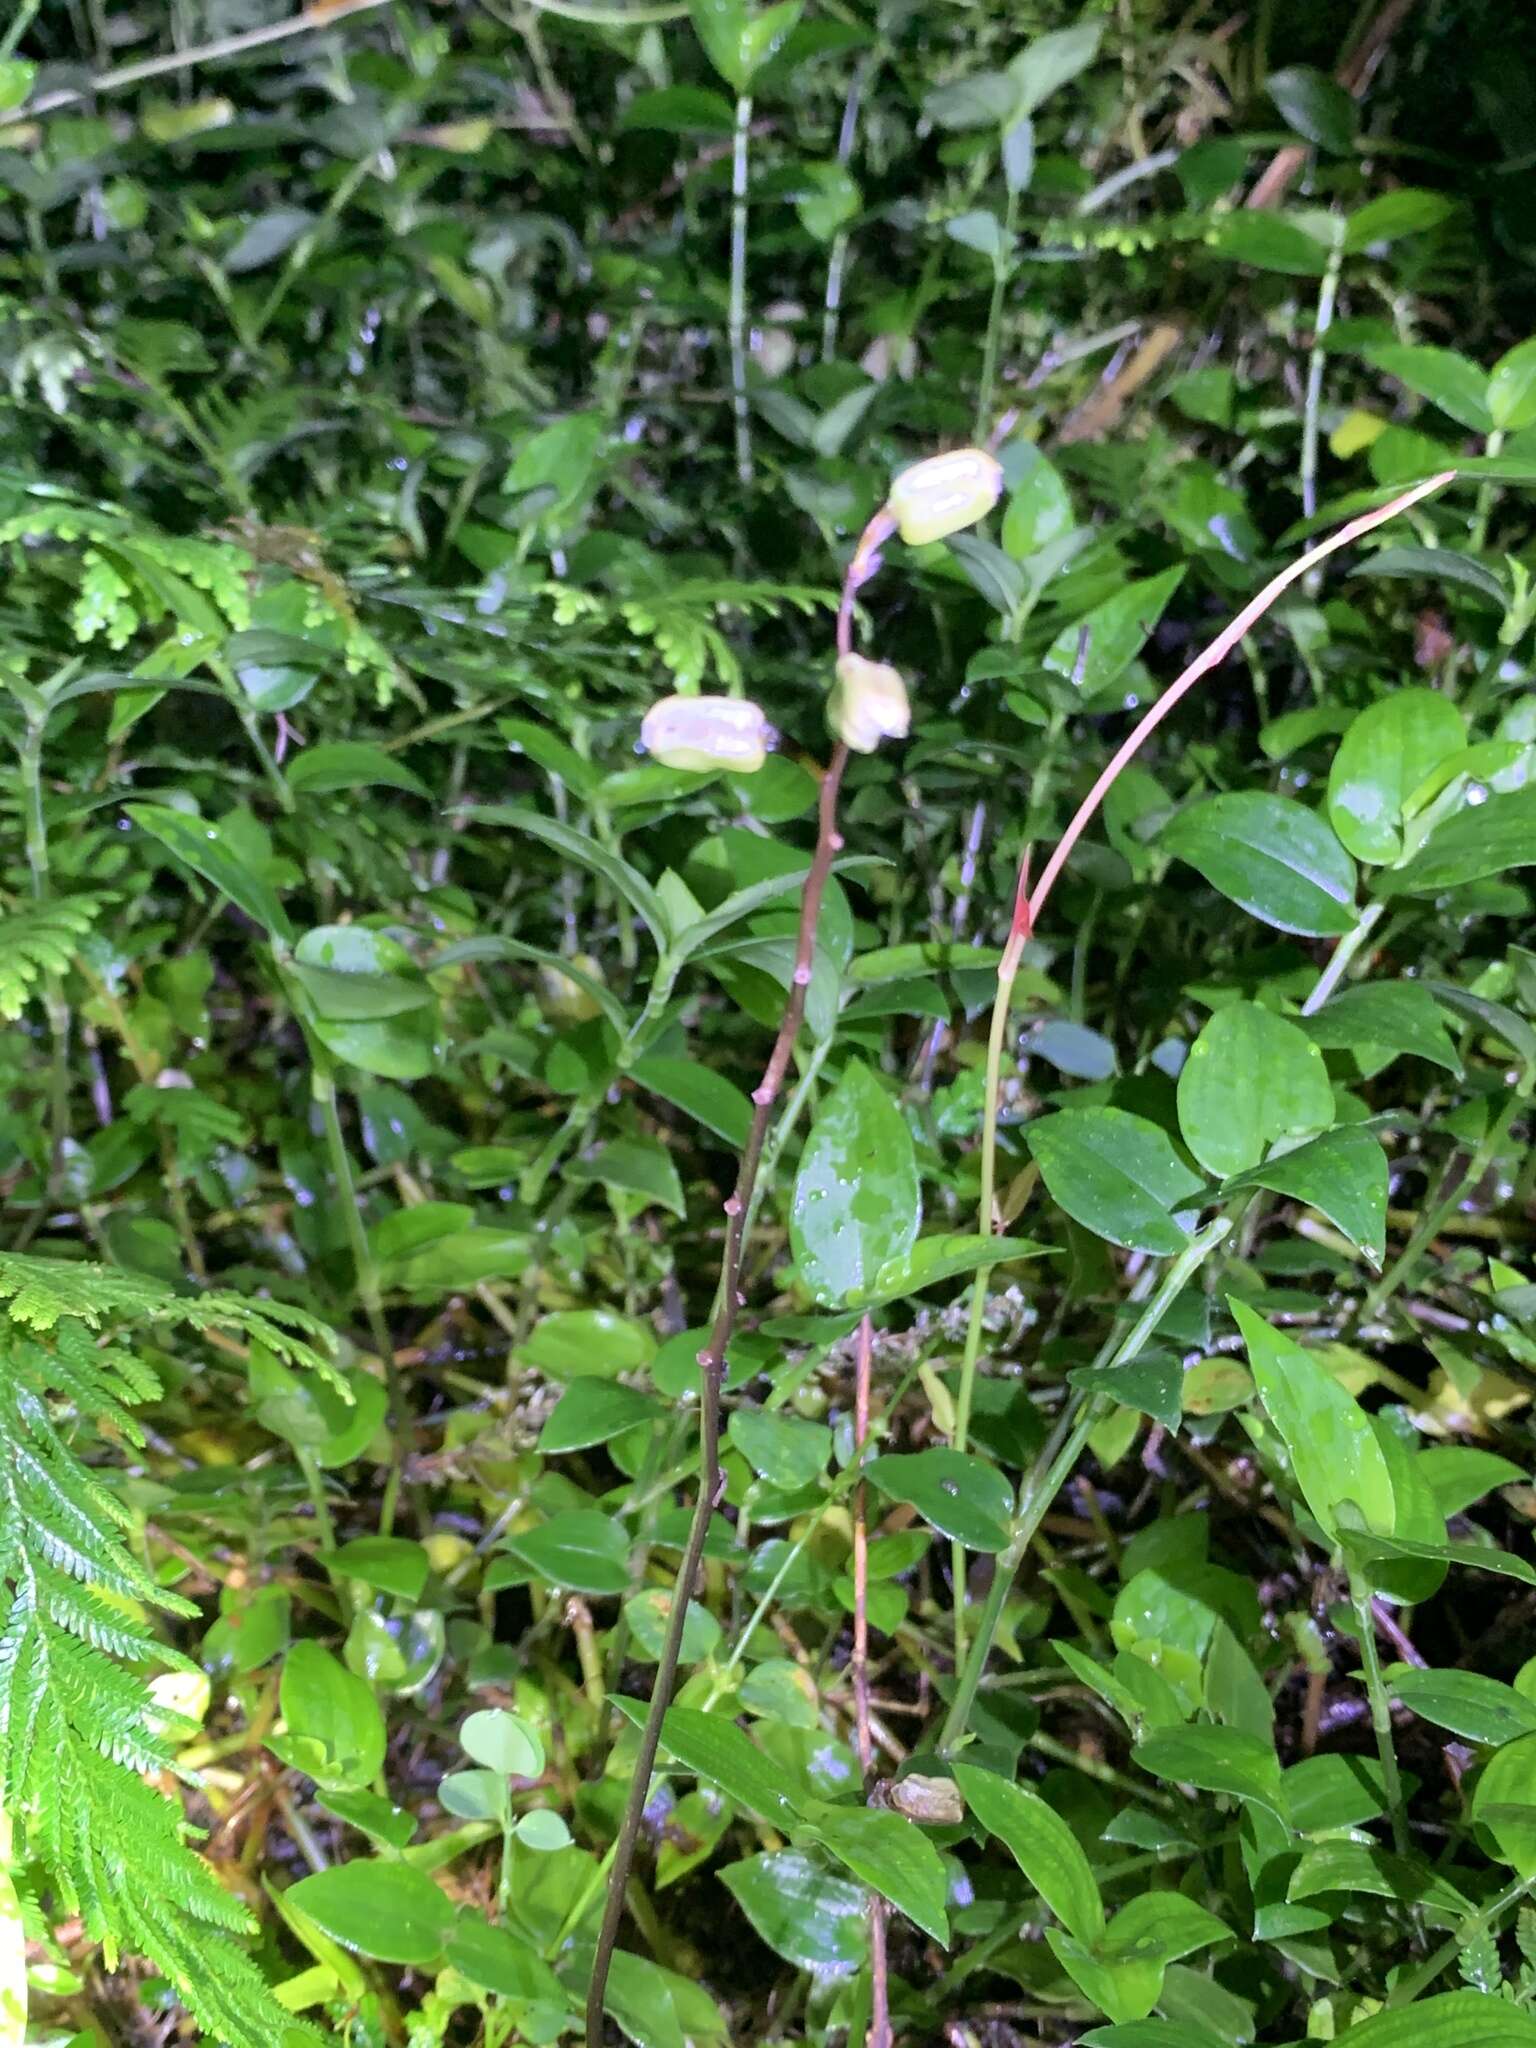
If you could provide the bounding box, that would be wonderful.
[1350,1576,1408,1853]
[939,1216,1233,1753]
[0,0,392,128]
[1301,900,1385,1015]
[822,53,874,362]
[950,863,1031,1664]
[1026,472,1455,931]
[13,714,71,1251]
[1300,218,1346,521]
[1388,1874,1534,2006]
[729,93,754,486]
[584,744,850,2047]
[313,1069,411,1537]
[1469,428,1506,555]
[1358,1091,1523,1322]
[973,188,1020,443]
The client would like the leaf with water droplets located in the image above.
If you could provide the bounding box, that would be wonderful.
[789,1059,920,1305]
[866,1449,1013,1550]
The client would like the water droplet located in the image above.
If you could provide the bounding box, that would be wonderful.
[939,1478,960,1497]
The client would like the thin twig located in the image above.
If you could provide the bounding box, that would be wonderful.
[586,503,901,2038]
[0,0,393,130]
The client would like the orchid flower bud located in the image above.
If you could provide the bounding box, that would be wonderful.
[640,693,769,774]
[829,653,910,753]
[887,447,1004,547]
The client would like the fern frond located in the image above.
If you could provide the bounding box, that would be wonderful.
[124,1079,250,1159]
[0,1263,335,2048]
[0,1252,169,1331]
[0,897,103,1018]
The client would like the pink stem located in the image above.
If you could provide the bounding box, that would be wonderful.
[1025,470,1456,931]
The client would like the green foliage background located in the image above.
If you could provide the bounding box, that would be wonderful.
[7,2,1536,2045]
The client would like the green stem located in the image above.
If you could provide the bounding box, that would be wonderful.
[296,1446,339,1555]
[939,1215,1233,1753]
[1350,1576,1408,1855]
[1300,900,1385,1016]
[1388,1874,1534,2006]
[314,1068,411,1536]
[246,152,379,348]
[729,93,754,486]
[1469,428,1506,554]
[1359,1091,1523,1322]
[949,943,1019,1665]
[973,186,1019,442]
[1300,218,1346,521]
[13,717,70,1251]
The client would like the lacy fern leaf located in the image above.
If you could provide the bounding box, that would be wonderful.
[0,897,102,1020]
[0,1258,336,2046]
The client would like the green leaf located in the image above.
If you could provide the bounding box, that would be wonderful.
[1009,21,1102,113]
[0,59,36,112]
[952,1763,1104,1943]
[538,1381,661,1454]
[1388,1668,1536,1748]
[601,1949,730,2048]
[689,0,802,90]
[1029,1106,1204,1256]
[795,161,861,243]
[1303,980,1463,1075]
[611,1702,804,1828]
[866,1449,1013,1551]
[923,69,1023,129]
[1363,343,1492,432]
[444,1919,566,2004]
[805,1802,949,1944]
[1266,65,1356,152]
[517,1309,657,1381]
[272,1642,386,1791]
[1222,1125,1387,1263]
[622,1590,722,1663]
[1490,337,1536,432]
[1132,1724,1284,1817]
[1002,446,1074,561]
[1232,1300,1395,1541]
[1330,1991,1536,2046]
[1475,1731,1536,1875]
[288,925,437,1081]
[1177,1001,1334,1177]
[1160,792,1357,937]
[461,805,668,948]
[289,1861,453,1966]
[284,742,430,798]
[1328,689,1467,863]
[126,803,293,945]
[1208,212,1332,276]
[1378,787,1536,895]
[461,1707,543,1776]
[789,1060,920,1305]
[568,1137,686,1218]
[618,86,737,134]
[496,1510,631,1595]
[330,1536,430,1602]
[844,1230,1049,1309]
[729,1408,832,1488]
[719,1850,868,1969]
[1043,568,1185,699]
[1344,188,1456,252]
[1051,1891,1229,2025]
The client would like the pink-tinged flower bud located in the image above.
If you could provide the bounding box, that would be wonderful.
[887,447,1004,546]
[640,694,769,774]
[829,653,910,753]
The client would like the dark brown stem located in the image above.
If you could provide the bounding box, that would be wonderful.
[584,745,851,2048]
